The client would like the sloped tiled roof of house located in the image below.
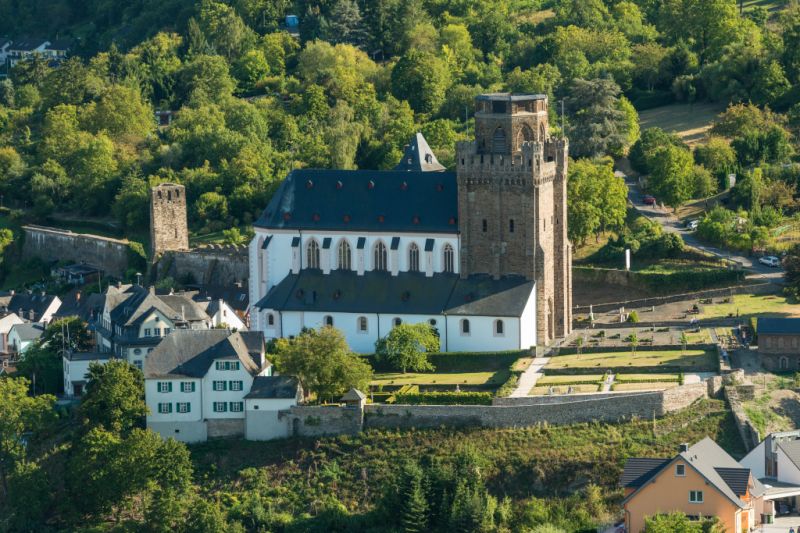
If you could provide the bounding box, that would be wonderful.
[758,317,800,335]
[244,376,299,399]
[10,322,46,342]
[144,330,260,379]
[777,439,800,471]
[622,437,764,507]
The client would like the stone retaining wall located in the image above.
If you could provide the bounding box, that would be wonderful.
[282,405,363,437]
[22,225,130,276]
[725,385,760,452]
[156,246,248,287]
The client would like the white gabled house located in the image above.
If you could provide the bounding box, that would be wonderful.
[63,351,118,397]
[145,329,299,443]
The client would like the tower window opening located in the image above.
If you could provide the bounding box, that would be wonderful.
[482,219,487,232]
[509,219,515,233]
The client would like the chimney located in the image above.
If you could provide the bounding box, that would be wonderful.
[679,443,689,453]
[75,291,81,303]
[9,289,14,296]
[116,281,122,289]
[148,285,155,295]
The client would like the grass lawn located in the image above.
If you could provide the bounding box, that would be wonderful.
[573,231,616,263]
[546,349,715,370]
[613,382,679,392]
[530,384,601,395]
[700,293,799,321]
[614,373,681,382]
[537,375,605,385]
[685,329,712,344]
[371,371,508,387]
[638,102,726,146]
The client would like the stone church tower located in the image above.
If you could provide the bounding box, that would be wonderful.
[456,94,572,344]
[149,183,189,259]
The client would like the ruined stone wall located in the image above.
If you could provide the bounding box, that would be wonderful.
[22,225,130,276]
[156,245,249,287]
[150,183,189,258]
[207,418,244,439]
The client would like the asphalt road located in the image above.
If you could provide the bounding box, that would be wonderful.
[625,180,784,282]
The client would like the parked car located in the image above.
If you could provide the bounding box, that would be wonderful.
[686,219,700,230]
[759,255,781,267]
[643,195,656,206]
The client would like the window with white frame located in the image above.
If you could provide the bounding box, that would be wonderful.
[134,360,143,370]
[675,464,685,476]
[177,402,191,413]
[155,328,162,336]
[408,243,420,272]
[144,328,151,336]
[181,382,195,393]
[307,239,320,269]
[230,402,243,412]
[231,361,240,370]
[338,240,352,270]
[443,244,454,273]
[229,380,243,391]
[374,241,387,271]
[213,380,227,391]
[213,402,227,413]
[158,402,172,414]
[461,319,470,335]
[689,490,703,503]
[358,316,368,332]
[158,381,172,393]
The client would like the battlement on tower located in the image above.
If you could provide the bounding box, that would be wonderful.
[455,139,564,185]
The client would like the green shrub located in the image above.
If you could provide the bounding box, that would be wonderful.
[394,391,493,405]
[364,350,526,373]
[627,311,639,323]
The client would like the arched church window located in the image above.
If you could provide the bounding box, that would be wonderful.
[324,315,334,327]
[408,243,420,272]
[338,240,351,271]
[443,244,454,273]
[494,320,504,336]
[460,319,470,335]
[307,239,320,269]
[373,241,387,271]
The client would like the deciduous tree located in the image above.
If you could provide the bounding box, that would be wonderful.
[375,323,439,373]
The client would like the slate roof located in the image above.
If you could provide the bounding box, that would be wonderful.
[189,285,249,313]
[158,294,210,322]
[341,388,366,401]
[395,133,446,172]
[255,270,535,317]
[758,318,800,335]
[620,458,670,488]
[0,292,59,318]
[103,286,210,328]
[65,350,117,362]
[244,376,300,399]
[239,331,265,358]
[10,322,45,342]
[777,439,800,471]
[144,330,260,379]
[54,291,105,322]
[621,437,763,507]
[254,169,458,234]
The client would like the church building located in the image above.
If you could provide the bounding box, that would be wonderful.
[250,94,572,353]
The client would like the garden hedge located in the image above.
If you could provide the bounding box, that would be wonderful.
[393,391,494,405]
[365,350,527,373]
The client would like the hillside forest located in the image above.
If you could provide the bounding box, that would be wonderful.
[0,0,799,261]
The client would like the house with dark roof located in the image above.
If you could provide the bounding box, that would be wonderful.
[757,317,800,371]
[144,329,298,443]
[8,322,45,354]
[63,350,119,397]
[94,284,212,371]
[741,430,800,517]
[0,290,62,323]
[5,38,69,69]
[251,93,573,352]
[621,438,766,532]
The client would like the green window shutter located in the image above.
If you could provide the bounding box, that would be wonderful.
[191,382,196,392]
[168,403,173,413]
[168,382,173,392]
[187,402,191,413]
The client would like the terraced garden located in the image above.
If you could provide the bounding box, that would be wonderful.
[545,349,716,372]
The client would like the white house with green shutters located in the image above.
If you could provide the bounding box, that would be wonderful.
[144,329,299,443]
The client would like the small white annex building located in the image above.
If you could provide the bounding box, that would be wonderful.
[144,329,300,443]
[8,322,45,354]
[63,351,117,397]
[740,430,800,517]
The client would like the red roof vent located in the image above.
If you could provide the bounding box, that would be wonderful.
[306,179,314,189]
[412,215,420,225]
[448,217,456,225]
[436,183,444,192]
[367,180,375,190]
[343,214,351,223]
[336,180,343,190]
[312,213,321,222]
[400,181,408,191]
[283,212,292,221]
[377,215,385,223]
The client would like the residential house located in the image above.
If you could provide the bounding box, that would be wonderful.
[63,350,118,397]
[740,430,800,517]
[94,284,212,370]
[0,312,24,354]
[144,329,298,443]
[757,318,800,371]
[621,438,766,532]
[194,297,247,330]
[0,290,62,324]
[8,322,45,354]
[53,289,105,323]
[52,263,102,285]
[190,284,249,328]
[5,38,69,69]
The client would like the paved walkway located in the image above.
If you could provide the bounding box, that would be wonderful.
[509,357,549,397]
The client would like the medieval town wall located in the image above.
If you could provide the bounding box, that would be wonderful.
[21,225,130,276]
